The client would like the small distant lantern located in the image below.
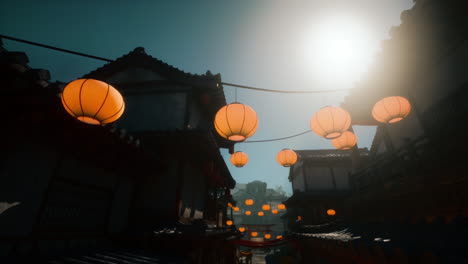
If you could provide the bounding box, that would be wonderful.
[227,202,233,208]
[310,106,351,139]
[297,216,302,221]
[245,199,254,206]
[372,96,411,124]
[245,211,252,216]
[264,234,271,239]
[276,149,298,167]
[233,207,240,212]
[226,220,233,226]
[214,103,258,141]
[276,235,283,239]
[327,209,336,216]
[331,131,357,150]
[251,232,258,237]
[271,209,278,214]
[238,227,246,232]
[230,151,249,167]
[262,204,271,211]
[258,211,264,216]
[61,79,125,125]
[277,204,286,210]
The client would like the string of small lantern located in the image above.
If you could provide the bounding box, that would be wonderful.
[1,34,413,169]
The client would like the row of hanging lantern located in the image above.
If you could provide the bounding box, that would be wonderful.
[219,96,411,168]
[237,228,282,240]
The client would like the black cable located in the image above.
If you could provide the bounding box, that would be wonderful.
[221,82,350,94]
[243,130,311,143]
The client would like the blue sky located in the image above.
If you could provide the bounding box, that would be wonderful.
[1,0,414,194]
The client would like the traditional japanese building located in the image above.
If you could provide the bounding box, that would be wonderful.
[0,41,238,263]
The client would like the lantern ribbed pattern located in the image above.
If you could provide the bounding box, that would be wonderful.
[226,220,233,226]
[61,79,125,125]
[251,232,258,237]
[245,211,251,216]
[331,131,357,150]
[310,106,351,139]
[277,204,286,210]
[327,209,336,216]
[230,151,249,167]
[276,149,298,167]
[245,199,254,206]
[238,227,246,232]
[262,204,271,211]
[372,96,411,124]
[214,103,258,141]
[258,211,264,216]
[264,234,271,239]
[271,209,278,214]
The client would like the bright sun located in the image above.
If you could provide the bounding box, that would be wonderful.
[304,15,377,86]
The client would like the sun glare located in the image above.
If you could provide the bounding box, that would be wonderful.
[304,15,377,86]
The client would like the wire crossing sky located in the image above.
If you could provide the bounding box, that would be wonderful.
[1,0,414,194]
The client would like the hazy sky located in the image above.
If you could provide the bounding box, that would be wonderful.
[1,0,414,194]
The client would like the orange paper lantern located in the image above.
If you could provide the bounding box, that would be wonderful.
[271,209,278,214]
[61,79,125,125]
[332,131,357,150]
[230,151,249,167]
[226,220,233,226]
[372,96,411,124]
[238,227,246,232]
[258,211,264,216]
[264,234,271,239]
[245,211,252,216]
[277,204,286,210]
[214,103,258,141]
[327,209,336,216]
[276,149,298,167]
[233,207,240,212]
[297,216,302,221]
[245,199,254,206]
[276,235,283,239]
[251,232,258,237]
[262,204,271,211]
[311,106,351,139]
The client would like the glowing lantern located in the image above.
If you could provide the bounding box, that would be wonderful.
[233,207,240,212]
[271,209,278,214]
[262,204,271,211]
[276,235,283,239]
[230,151,249,167]
[245,211,252,216]
[258,212,264,216]
[331,131,357,150]
[238,227,245,232]
[214,103,258,141]
[327,209,336,216]
[245,199,254,206]
[61,79,125,125]
[264,234,271,239]
[226,220,233,226]
[227,202,233,208]
[297,216,302,221]
[310,106,351,139]
[276,149,298,167]
[372,96,411,124]
[251,232,258,237]
[277,204,286,210]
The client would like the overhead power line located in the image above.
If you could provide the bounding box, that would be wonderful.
[221,82,349,94]
[243,130,312,143]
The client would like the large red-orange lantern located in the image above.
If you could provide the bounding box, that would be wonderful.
[258,211,264,216]
[327,209,336,216]
[245,211,252,216]
[372,96,411,124]
[311,106,351,139]
[331,131,357,150]
[214,103,258,141]
[277,204,286,210]
[276,149,298,167]
[61,79,125,125]
[230,151,248,167]
[264,234,271,239]
[245,199,254,206]
[262,204,271,211]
